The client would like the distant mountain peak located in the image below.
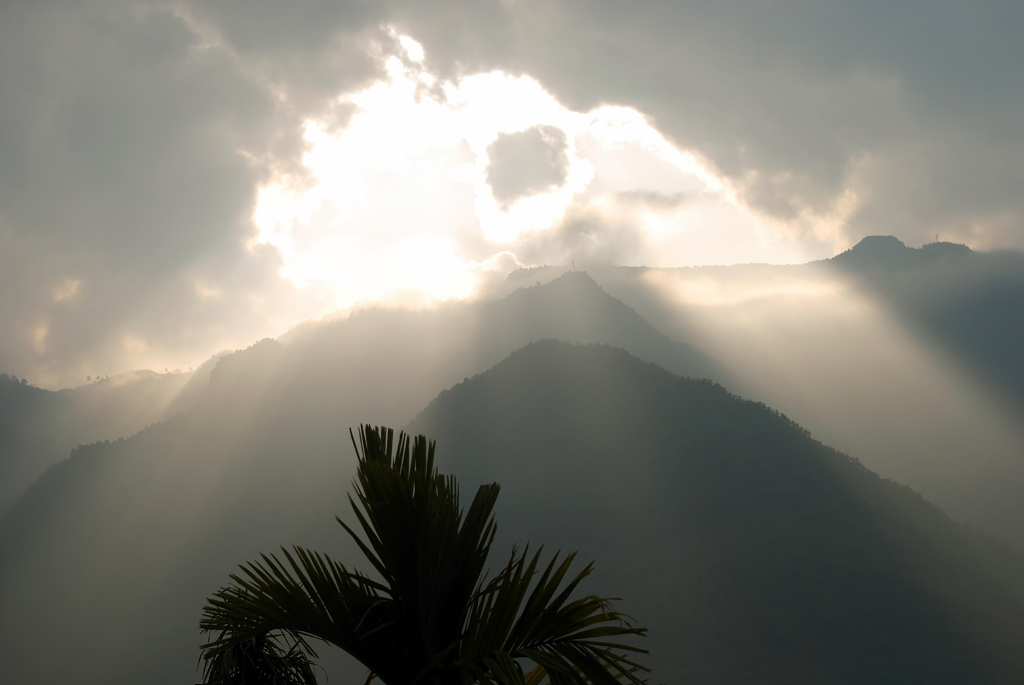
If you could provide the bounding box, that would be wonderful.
[919,240,973,258]
[499,265,611,296]
[548,268,597,284]
[849,234,910,254]
[508,268,598,293]
[831,235,972,271]
[486,270,727,383]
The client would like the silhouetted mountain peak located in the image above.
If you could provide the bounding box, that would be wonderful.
[845,235,910,259]
[525,268,597,289]
[412,339,1024,684]
[487,271,726,382]
[831,235,973,271]
[920,241,973,259]
[496,270,613,312]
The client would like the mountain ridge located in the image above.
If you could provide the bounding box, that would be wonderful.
[410,339,1024,684]
[0,369,192,513]
[0,273,731,685]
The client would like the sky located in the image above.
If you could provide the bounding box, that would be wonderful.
[2,0,1022,388]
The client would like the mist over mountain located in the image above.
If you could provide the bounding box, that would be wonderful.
[515,241,1024,545]
[151,270,729,450]
[2,0,1021,680]
[0,369,194,513]
[0,272,720,515]
[411,340,1024,684]
[2,245,1022,684]
[0,273,726,685]
[266,269,728,428]
[830,236,1024,416]
[0,383,358,685]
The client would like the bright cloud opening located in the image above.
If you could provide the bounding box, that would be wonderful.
[251,33,830,315]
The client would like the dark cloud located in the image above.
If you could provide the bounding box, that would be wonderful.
[3,0,1022,383]
[389,0,1024,248]
[517,204,647,267]
[486,125,569,208]
[615,190,694,211]
[0,0,389,386]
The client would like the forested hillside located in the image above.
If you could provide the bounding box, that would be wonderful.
[3,266,1023,685]
[0,370,193,512]
[412,340,1024,684]
[0,274,724,685]
[830,236,1024,416]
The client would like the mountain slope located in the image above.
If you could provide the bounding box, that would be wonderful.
[829,236,1024,416]
[543,246,1024,546]
[410,340,1024,684]
[260,270,729,431]
[0,271,722,517]
[475,269,724,382]
[0,369,192,513]
[0,274,725,685]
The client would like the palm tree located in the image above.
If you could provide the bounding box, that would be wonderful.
[199,425,648,685]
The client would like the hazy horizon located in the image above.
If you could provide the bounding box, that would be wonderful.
[6,236,1010,391]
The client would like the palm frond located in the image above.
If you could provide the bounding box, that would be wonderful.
[199,631,319,685]
[345,426,502,671]
[199,546,396,677]
[458,547,648,685]
[199,426,649,685]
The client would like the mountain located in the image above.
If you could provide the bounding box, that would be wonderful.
[830,235,973,270]
[3,265,1021,684]
[829,236,1024,417]
[0,273,726,685]
[259,269,729,430]
[410,340,1024,684]
[0,369,193,513]
[0,272,722,517]
[535,244,1024,546]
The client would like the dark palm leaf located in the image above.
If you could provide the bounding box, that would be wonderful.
[199,426,648,685]
[458,547,647,685]
[200,631,319,685]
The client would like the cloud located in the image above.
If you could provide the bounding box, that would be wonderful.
[243,53,809,309]
[517,204,647,267]
[2,0,1021,385]
[388,0,1024,250]
[0,0,390,386]
[615,190,694,211]
[486,125,570,208]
